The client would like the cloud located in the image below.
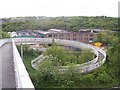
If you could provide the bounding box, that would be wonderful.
[0,0,119,18]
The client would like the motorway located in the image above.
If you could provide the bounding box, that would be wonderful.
[0,43,16,88]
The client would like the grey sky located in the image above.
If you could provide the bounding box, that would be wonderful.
[0,0,119,18]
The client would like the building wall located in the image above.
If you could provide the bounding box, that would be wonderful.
[45,32,96,43]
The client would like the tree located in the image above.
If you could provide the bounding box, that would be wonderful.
[2,16,118,32]
[79,74,94,87]
[78,49,94,64]
[38,58,59,81]
[106,32,120,86]
[107,37,120,75]
[44,39,69,66]
[62,63,80,87]
[0,30,10,38]
[96,71,114,87]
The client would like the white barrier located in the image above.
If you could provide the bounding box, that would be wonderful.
[13,38,99,65]
[0,39,5,47]
[0,38,12,47]
[0,39,35,89]
[11,38,106,73]
[0,37,106,75]
[12,40,35,89]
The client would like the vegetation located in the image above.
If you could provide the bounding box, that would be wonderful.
[2,16,118,32]
[94,31,117,45]
[0,30,10,38]
[16,44,41,82]
[106,33,120,86]
[13,16,119,88]
[95,30,120,86]
[43,40,94,66]
[18,36,119,88]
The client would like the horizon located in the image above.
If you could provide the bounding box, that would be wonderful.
[0,15,118,19]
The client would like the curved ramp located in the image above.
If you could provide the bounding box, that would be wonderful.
[12,38,106,73]
[0,37,106,88]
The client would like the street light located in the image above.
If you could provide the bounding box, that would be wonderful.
[21,44,23,59]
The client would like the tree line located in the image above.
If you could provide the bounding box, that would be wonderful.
[2,16,118,32]
[0,30,10,39]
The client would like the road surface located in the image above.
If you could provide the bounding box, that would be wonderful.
[0,43,16,89]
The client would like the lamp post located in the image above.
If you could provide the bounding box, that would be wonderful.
[21,44,23,59]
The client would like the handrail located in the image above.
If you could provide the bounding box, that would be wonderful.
[0,39,35,89]
[13,38,99,65]
[12,39,35,89]
[0,37,106,78]
[11,38,106,73]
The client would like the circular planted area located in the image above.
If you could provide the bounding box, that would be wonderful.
[31,39,97,73]
[12,38,106,73]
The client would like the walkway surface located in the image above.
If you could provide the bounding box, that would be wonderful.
[0,43,16,89]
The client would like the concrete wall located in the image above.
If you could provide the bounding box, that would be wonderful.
[0,39,35,89]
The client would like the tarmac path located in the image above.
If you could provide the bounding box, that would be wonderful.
[0,43,16,89]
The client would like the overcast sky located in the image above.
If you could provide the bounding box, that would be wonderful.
[0,0,119,18]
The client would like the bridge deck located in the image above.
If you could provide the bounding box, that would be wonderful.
[0,43,16,88]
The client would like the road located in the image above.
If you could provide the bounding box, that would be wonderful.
[98,51,104,61]
[0,43,16,89]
